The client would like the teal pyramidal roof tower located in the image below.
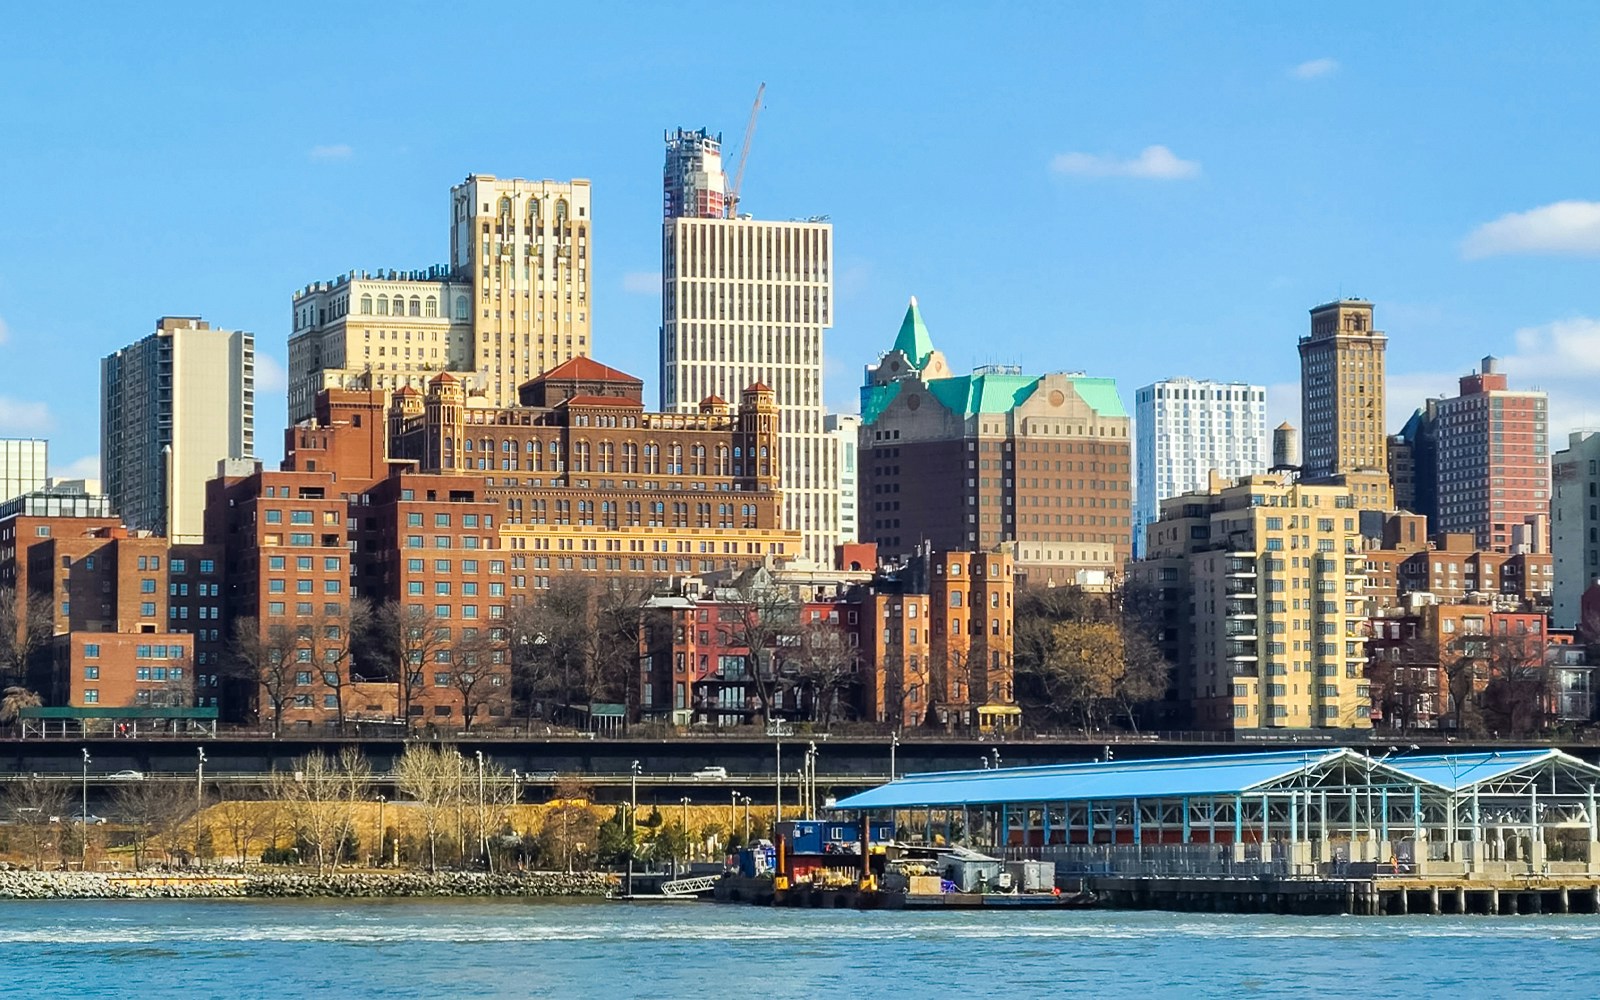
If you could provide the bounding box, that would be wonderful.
[860,296,1126,424]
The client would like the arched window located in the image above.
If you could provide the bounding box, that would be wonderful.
[555,199,568,224]
[715,446,730,476]
[376,296,390,316]
[464,439,475,453]
[479,438,492,455]
[669,444,683,475]
[360,295,373,315]
[527,439,541,471]
[409,296,421,317]
[643,443,660,474]
[424,296,438,318]
[528,199,540,223]
[454,297,469,321]
[573,442,591,472]
[598,442,614,473]
[622,442,638,474]
[499,197,512,218]
[690,445,706,475]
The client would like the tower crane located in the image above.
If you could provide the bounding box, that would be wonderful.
[725,82,765,218]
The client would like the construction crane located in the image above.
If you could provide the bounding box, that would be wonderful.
[725,82,765,219]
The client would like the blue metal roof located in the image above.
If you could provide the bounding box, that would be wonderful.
[832,749,1356,811]
[1386,749,1572,792]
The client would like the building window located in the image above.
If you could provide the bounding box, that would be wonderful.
[83,690,98,704]
[84,644,100,659]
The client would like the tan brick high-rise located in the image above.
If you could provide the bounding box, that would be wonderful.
[1298,299,1390,510]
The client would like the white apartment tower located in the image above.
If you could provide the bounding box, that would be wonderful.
[0,439,47,504]
[825,413,860,549]
[1135,378,1268,555]
[1550,430,1600,627]
[290,176,591,420]
[660,127,837,565]
[102,317,254,542]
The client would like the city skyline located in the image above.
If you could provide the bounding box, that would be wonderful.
[4,4,1600,484]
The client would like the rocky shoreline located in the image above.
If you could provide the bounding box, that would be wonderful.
[0,869,616,900]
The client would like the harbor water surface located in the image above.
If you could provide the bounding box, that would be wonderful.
[3,898,1596,998]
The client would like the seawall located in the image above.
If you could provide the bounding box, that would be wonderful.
[0,870,616,900]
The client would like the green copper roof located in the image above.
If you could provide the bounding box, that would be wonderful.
[927,373,1040,418]
[860,381,903,424]
[1071,377,1127,418]
[892,297,936,369]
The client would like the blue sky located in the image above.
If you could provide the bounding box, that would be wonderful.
[4,2,1600,480]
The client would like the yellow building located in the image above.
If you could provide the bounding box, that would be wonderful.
[1138,472,1372,731]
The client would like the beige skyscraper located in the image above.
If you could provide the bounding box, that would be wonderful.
[660,128,837,564]
[102,317,254,541]
[450,175,593,407]
[1298,299,1390,510]
[290,175,592,420]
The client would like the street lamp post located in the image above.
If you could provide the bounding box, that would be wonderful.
[991,747,1001,770]
[628,760,641,897]
[80,749,89,871]
[474,750,489,872]
[890,733,899,782]
[742,794,751,844]
[195,748,207,866]
[775,737,782,825]
[377,795,387,866]
[730,790,738,839]
[680,796,691,872]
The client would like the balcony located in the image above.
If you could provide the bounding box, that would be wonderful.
[1226,642,1259,661]
[1224,580,1257,598]
[1228,663,1260,678]
[1225,601,1257,619]
[1225,556,1257,578]
[1225,623,1258,640]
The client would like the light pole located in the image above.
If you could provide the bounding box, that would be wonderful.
[377,795,387,866]
[991,747,1001,770]
[775,737,782,825]
[680,796,691,871]
[511,769,520,807]
[474,750,489,872]
[742,794,752,844]
[80,749,89,870]
[730,790,738,838]
[808,741,818,819]
[628,760,641,897]
[890,733,899,782]
[195,748,207,866]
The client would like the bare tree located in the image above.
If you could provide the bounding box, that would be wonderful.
[507,579,593,726]
[3,776,68,869]
[0,685,42,734]
[113,781,195,870]
[227,617,295,734]
[395,743,463,872]
[449,628,506,732]
[370,602,451,727]
[213,783,277,864]
[0,585,55,690]
[787,621,859,724]
[715,578,801,723]
[269,748,372,874]
[540,777,599,872]
[292,599,374,730]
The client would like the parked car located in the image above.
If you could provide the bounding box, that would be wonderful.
[50,813,107,826]
[107,769,145,781]
[691,766,729,781]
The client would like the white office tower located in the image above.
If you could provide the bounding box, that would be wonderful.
[1135,378,1268,554]
[660,127,837,564]
[0,439,47,503]
[825,413,860,549]
[102,317,254,541]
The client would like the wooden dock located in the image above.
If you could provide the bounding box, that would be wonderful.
[1084,875,1600,916]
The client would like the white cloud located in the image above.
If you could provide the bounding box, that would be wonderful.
[308,144,354,162]
[255,353,288,394]
[1291,58,1339,79]
[52,454,100,481]
[0,397,51,433]
[1050,145,1200,180]
[1462,201,1600,259]
[621,271,661,295]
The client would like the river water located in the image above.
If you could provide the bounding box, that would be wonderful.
[2,899,1595,998]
